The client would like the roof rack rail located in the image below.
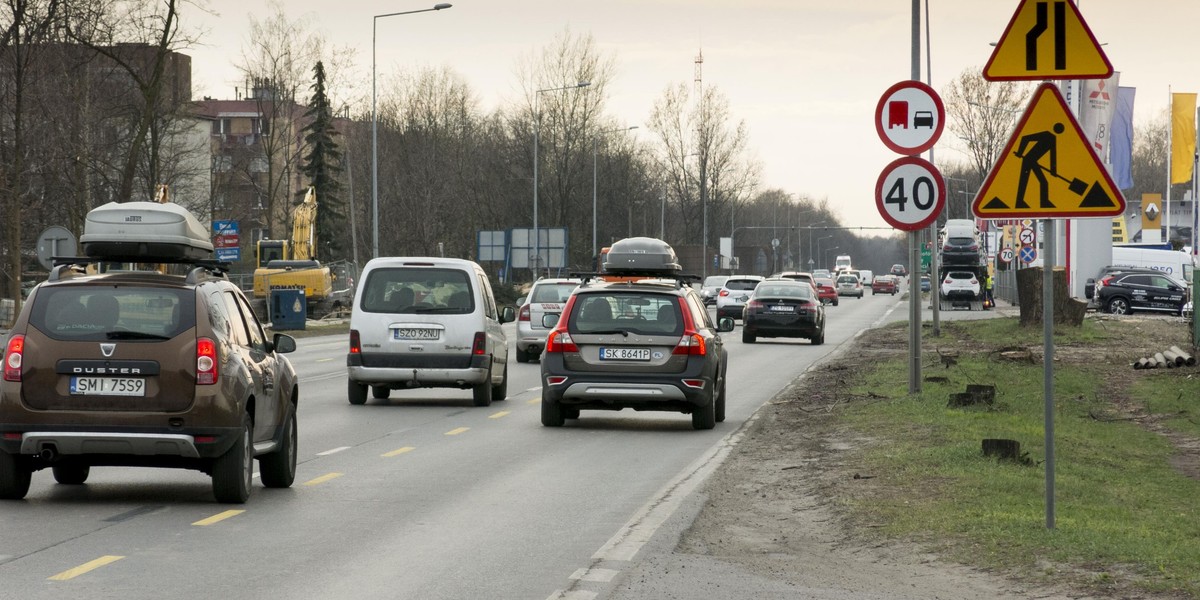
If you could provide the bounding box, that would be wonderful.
[569,271,701,288]
[48,255,231,282]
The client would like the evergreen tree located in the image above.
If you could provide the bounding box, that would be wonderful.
[300,61,345,260]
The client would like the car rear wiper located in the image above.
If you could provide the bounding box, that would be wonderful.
[105,331,171,340]
[584,328,630,337]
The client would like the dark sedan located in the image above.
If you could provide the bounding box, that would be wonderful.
[741,279,825,345]
[1096,271,1188,315]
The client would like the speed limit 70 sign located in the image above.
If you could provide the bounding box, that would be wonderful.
[875,156,946,231]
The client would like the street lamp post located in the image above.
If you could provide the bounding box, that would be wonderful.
[806,223,828,268]
[533,81,590,277]
[593,126,637,259]
[823,246,840,270]
[816,236,833,271]
[372,3,452,259]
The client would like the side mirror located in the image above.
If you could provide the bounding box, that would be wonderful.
[716,317,735,332]
[499,306,516,324]
[273,333,297,354]
[542,313,560,328]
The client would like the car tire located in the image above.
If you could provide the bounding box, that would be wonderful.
[541,388,564,427]
[692,395,716,430]
[1106,296,1132,315]
[492,360,508,401]
[371,385,390,399]
[348,381,368,405]
[0,452,32,499]
[833,299,839,306]
[472,361,494,407]
[515,348,530,363]
[742,328,756,344]
[715,375,727,423]
[212,413,253,504]
[259,407,297,489]
[52,463,90,485]
[812,328,825,346]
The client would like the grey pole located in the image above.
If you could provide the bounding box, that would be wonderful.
[1043,218,1057,529]
[371,4,452,260]
[908,0,922,394]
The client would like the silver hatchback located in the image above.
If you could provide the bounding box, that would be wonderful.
[515,278,580,362]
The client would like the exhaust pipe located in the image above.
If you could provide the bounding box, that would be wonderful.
[39,444,58,461]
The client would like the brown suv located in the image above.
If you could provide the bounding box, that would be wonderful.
[0,201,299,503]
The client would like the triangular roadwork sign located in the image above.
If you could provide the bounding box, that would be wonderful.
[984,0,1113,81]
[972,83,1125,219]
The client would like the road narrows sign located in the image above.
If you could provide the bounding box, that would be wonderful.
[972,83,1125,219]
[875,80,945,156]
[983,0,1112,81]
[875,156,946,232]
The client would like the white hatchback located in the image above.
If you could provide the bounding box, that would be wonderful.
[715,275,765,320]
[346,257,515,406]
[515,277,580,362]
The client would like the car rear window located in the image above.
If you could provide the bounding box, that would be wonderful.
[30,286,195,341]
[360,267,474,314]
[724,279,760,291]
[530,282,579,304]
[837,276,858,284]
[569,292,683,336]
[948,272,975,280]
[756,284,813,299]
[947,237,976,246]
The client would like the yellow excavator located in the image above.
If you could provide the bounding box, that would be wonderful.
[252,187,344,318]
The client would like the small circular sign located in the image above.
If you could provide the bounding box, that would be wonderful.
[875,80,946,155]
[1020,245,1038,264]
[999,247,1015,264]
[36,226,78,271]
[1018,227,1035,246]
[875,156,946,232]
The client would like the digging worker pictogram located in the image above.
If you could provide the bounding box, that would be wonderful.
[1014,122,1065,209]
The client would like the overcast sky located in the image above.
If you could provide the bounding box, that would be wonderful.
[184,0,1200,233]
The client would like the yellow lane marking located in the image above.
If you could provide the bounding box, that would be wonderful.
[48,555,124,581]
[192,510,245,526]
[444,427,470,436]
[489,411,511,419]
[382,446,415,457]
[526,398,542,405]
[303,472,343,486]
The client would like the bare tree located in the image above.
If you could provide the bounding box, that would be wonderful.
[942,68,1031,179]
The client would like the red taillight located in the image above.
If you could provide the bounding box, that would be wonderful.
[970,278,978,285]
[673,332,707,356]
[944,278,952,284]
[682,379,706,389]
[545,330,578,353]
[546,376,568,385]
[1099,276,1114,286]
[196,337,218,385]
[747,300,764,310]
[349,330,361,354]
[518,304,531,322]
[3,334,24,382]
[472,332,487,355]
[2,432,21,441]
[718,289,730,297]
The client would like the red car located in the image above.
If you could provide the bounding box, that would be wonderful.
[871,275,898,295]
[813,277,839,306]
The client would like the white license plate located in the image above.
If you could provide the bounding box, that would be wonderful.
[393,328,439,340]
[70,377,145,396]
[599,347,651,361]
[770,305,795,312]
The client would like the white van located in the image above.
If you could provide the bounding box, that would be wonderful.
[346,257,515,407]
[834,255,852,272]
[1112,246,1194,282]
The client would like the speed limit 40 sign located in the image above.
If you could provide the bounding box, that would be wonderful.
[875,156,946,231]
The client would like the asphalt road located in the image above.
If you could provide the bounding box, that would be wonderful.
[0,287,932,599]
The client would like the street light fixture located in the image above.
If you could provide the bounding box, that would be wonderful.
[532,81,590,276]
[816,236,833,270]
[593,126,638,259]
[806,222,829,268]
[823,246,840,270]
[371,3,452,259]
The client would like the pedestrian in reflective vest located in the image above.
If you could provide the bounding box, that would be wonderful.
[984,273,995,308]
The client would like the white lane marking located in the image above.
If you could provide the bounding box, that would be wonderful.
[569,567,620,582]
[525,386,543,393]
[592,424,749,562]
[545,591,597,600]
[316,446,350,456]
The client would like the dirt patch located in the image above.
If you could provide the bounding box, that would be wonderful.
[680,314,1198,598]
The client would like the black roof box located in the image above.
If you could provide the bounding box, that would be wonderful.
[80,201,214,261]
[603,237,681,274]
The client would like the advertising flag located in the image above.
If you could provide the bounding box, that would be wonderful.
[1110,86,1136,190]
[1080,73,1120,157]
[1170,92,1196,184]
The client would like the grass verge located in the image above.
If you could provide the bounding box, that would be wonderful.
[837,317,1200,597]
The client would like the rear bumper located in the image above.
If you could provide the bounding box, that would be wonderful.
[541,356,715,410]
[0,425,241,461]
[347,353,490,387]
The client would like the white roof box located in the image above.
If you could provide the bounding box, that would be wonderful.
[80,201,214,261]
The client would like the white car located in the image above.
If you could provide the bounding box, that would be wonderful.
[940,270,981,301]
[835,274,863,298]
[515,277,580,362]
[715,275,764,320]
[346,257,515,407]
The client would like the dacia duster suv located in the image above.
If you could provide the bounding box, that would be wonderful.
[539,237,735,430]
[0,200,299,503]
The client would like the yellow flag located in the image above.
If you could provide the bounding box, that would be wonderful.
[1171,92,1196,184]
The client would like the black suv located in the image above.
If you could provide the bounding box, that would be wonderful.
[1095,271,1188,315]
[539,238,735,430]
[1084,266,1162,306]
[1,201,299,503]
